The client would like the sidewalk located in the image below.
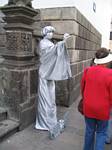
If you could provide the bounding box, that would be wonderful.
[0,97,111,150]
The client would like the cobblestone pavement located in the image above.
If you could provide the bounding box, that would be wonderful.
[0,98,111,150]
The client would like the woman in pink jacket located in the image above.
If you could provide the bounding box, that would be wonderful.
[81,48,112,150]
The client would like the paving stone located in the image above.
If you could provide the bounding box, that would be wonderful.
[0,119,19,142]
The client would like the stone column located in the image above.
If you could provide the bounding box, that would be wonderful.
[0,5,40,129]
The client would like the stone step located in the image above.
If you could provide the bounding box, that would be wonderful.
[0,107,7,122]
[0,119,19,142]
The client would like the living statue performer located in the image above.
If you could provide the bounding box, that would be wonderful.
[35,26,72,131]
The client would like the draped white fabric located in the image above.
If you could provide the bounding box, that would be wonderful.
[35,38,72,130]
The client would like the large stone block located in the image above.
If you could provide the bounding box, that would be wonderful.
[81,38,86,49]
[75,37,86,50]
[56,80,69,106]
[83,28,87,39]
[0,69,25,101]
[10,71,29,104]
[0,33,6,48]
[91,26,95,35]
[56,77,80,106]
[68,50,80,63]
[79,24,84,37]
[75,36,81,49]
[76,10,82,24]
[86,51,95,59]
[68,76,76,90]
[40,7,78,21]
[86,30,90,40]
[79,50,87,60]
[77,62,83,73]
[61,7,77,20]
[96,44,100,50]
[75,72,82,85]
[66,35,76,49]
[85,40,90,50]
[50,21,79,35]
[40,8,62,20]
[93,42,97,51]
[0,69,30,119]
[90,34,95,42]
[85,19,89,30]
[81,15,87,28]
[68,83,80,106]
[96,37,101,45]
[19,104,36,130]
[88,22,91,31]
[71,63,78,76]
[97,36,100,44]
[30,69,38,96]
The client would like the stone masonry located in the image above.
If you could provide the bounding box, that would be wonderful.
[33,7,101,107]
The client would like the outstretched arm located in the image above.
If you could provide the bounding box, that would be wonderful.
[56,33,71,55]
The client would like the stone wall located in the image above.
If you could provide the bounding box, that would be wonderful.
[33,7,101,106]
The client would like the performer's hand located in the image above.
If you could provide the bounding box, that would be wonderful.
[63,33,71,42]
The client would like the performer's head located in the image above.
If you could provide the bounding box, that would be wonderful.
[41,26,55,39]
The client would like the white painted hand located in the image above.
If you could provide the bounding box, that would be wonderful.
[63,33,71,41]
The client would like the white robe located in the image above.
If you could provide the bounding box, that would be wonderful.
[35,38,72,130]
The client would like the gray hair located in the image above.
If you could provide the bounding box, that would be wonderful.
[41,26,55,37]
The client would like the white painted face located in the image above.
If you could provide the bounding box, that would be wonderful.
[45,31,53,39]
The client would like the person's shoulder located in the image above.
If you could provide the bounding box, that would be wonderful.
[40,39,54,49]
